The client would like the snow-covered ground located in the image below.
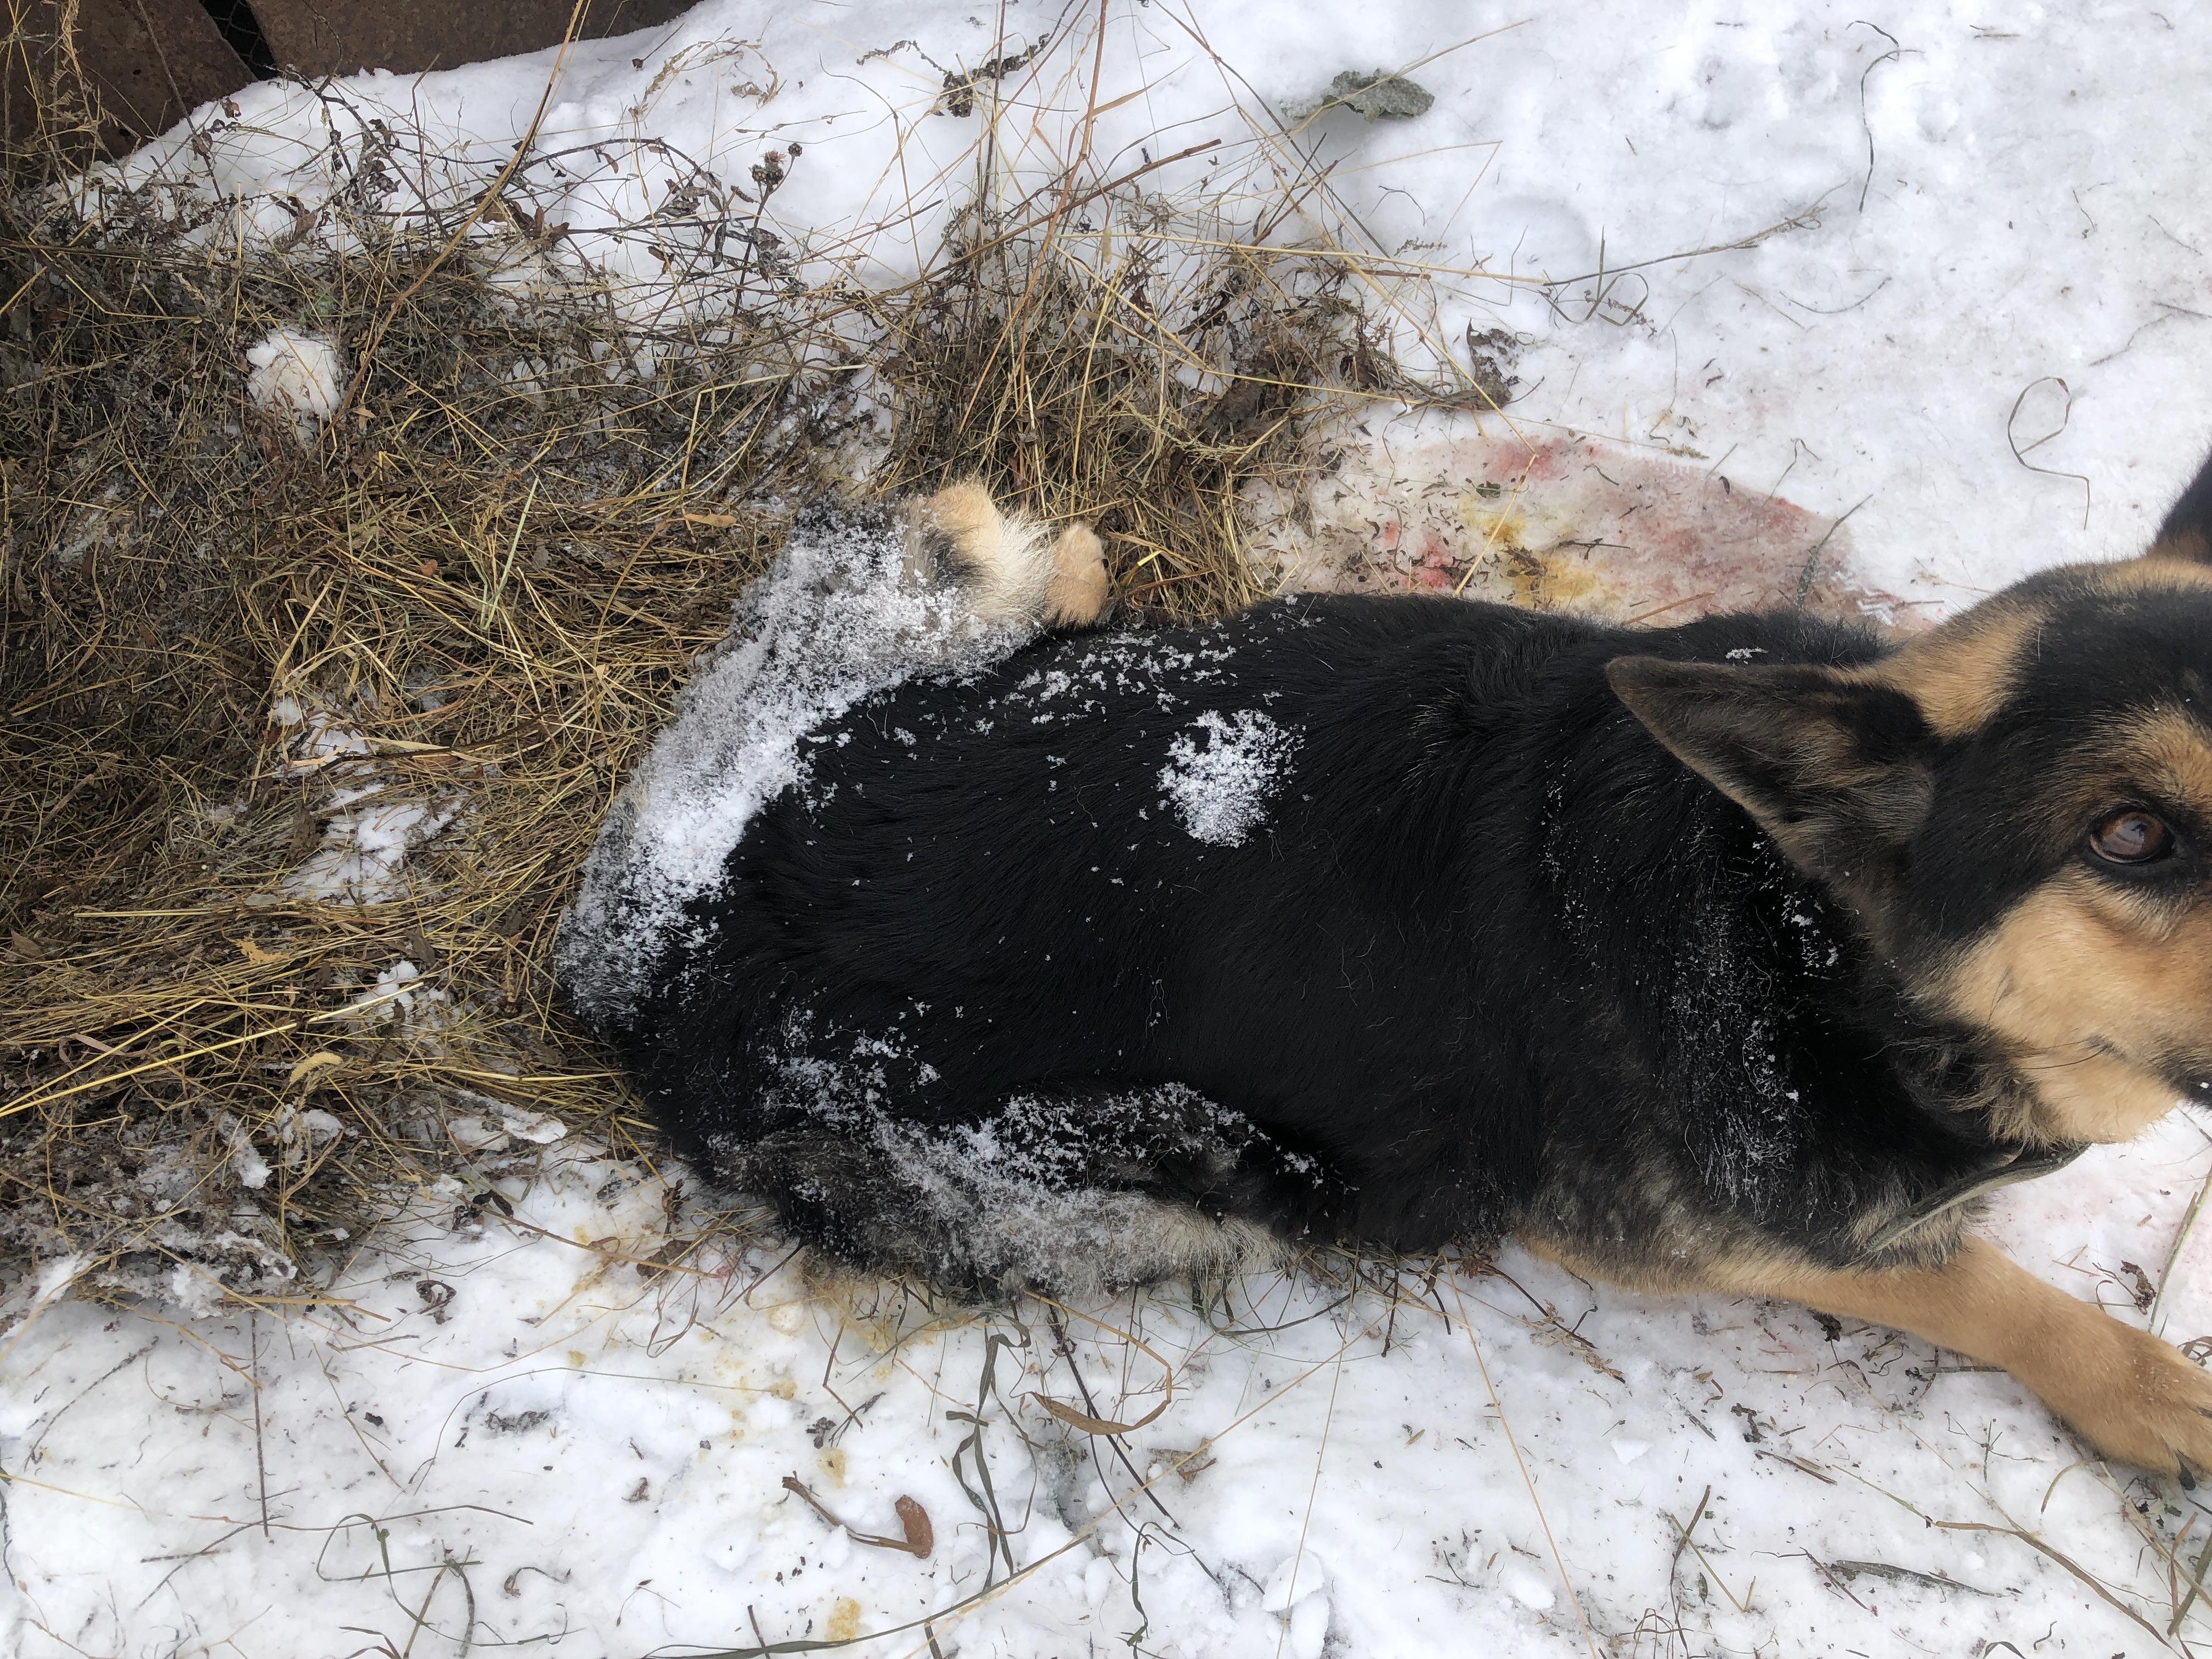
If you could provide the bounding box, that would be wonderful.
[15,1128,2212,1656]
[78,0,2212,599]
[16,2,2212,1655]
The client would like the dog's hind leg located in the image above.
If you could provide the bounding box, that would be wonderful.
[906,479,1109,629]
[721,1122,1277,1301]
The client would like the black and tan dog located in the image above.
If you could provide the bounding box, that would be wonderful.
[572,456,2212,1480]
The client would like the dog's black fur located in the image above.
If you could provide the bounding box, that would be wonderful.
[572,450,2212,1474]
[616,586,2080,1289]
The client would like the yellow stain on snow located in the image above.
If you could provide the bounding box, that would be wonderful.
[1512,548,1603,610]
[1452,489,1611,612]
[1455,492,1527,553]
[819,1446,847,1486]
[566,1350,586,1367]
[826,1599,862,1642]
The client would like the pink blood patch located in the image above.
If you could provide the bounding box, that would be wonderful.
[1249,430,1925,633]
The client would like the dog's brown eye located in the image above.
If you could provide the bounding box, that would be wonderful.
[2090,810,2175,864]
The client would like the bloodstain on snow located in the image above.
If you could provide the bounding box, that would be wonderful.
[1249,428,1926,633]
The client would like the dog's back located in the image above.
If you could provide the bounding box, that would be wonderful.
[612,586,1971,1291]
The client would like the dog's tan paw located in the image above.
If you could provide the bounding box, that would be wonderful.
[912,480,1007,573]
[1044,522,1109,627]
[2039,1319,2212,1481]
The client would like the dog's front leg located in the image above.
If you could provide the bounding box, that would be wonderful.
[1527,1232,2212,1477]
[1762,1237,2212,1479]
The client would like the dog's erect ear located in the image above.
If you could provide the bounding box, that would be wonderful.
[2149,443,2212,563]
[1606,657,1935,877]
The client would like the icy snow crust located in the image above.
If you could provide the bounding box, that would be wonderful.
[557,505,1041,1028]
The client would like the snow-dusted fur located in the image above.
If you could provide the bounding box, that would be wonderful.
[558,486,1099,1031]
[723,1082,1290,1298]
[555,487,1283,1300]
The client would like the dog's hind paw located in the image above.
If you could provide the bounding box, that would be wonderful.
[1045,521,1109,627]
[907,479,1108,630]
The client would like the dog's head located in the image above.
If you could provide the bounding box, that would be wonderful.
[1610,455,2212,1146]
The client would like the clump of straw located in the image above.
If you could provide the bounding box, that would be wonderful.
[0,30,1468,1310]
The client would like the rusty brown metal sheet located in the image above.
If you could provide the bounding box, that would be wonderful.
[10,0,701,148]
[251,0,698,80]
[12,0,252,145]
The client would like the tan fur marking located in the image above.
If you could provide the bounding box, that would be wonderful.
[1519,1231,1801,1299]
[921,479,1003,546]
[1856,600,2042,740]
[1752,1239,2212,1474]
[919,479,1026,597]
[2130,704,2212,809]
[910,478,1060,626]
[1043,522,1109,626]
[1926,706,2212,1142]
[1942,871,2212,1142]
[1860,553,2212,738]
[2142,528,2212,566]
[2104,543,2212,588]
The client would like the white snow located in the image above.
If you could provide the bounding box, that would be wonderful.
[226,1125,271,1190]
[18,2,2212,1657]
[26,1252,88,1311]
[268,697,462,905]
[11,1121,2212,1655]
[279,789,461,902]
[1499,1561,1558,1613]
[242,326,343,438]
[334,958,458,1045]
[1159,709,1298,847]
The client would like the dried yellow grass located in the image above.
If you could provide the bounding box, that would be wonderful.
[0,21,1483,1309]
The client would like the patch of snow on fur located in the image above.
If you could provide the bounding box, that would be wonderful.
[1159,709,1297,847]
[730,1043,1293,1297]
[244,327,343,438]
[558,505,1043,1029]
